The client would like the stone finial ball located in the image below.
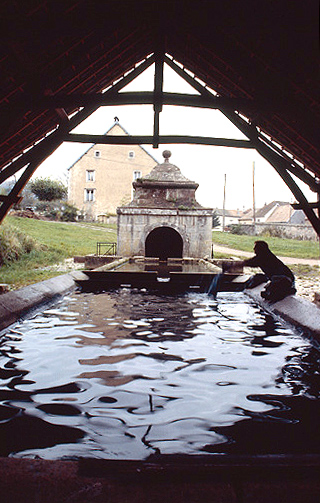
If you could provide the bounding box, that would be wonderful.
[163,150,172,160]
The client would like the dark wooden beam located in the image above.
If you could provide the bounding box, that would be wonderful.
[0,45,156,141]
[164,56,320,236]
[257,133,319,192]
[291,202,319,209]
[164,55,217,100]
[0,56,155,186]
[0,194,22,204]
[166,55,317,184]
[0,54,155,151]
[221,110,320,236]
[65,133,254,148]
[0,133,63,186]
[266,157,320,235]
[153,37,164,148]
[33,91,254,111]
[0,160,42,221]
[0,57,157,223]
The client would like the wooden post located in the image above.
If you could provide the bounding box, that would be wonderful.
[223,174,226,231]
[153,32,164,149]
[252,161,256,234]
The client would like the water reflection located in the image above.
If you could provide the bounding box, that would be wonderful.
[0,290,318,460]
[115,259,210,274]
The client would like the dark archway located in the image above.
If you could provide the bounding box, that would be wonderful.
[145,227,183,260]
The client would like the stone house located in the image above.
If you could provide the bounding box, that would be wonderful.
[237,201,315,239]
[239,201,306,225]
[67,121,158,220]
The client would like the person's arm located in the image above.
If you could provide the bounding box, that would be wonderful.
[242,255,260,267]
[221,254,260,273]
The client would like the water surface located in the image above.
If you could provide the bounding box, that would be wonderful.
[0,289,319,460]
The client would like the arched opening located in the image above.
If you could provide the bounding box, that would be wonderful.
[145,227,183,260]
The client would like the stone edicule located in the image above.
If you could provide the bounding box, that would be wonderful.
[117,151,213,258]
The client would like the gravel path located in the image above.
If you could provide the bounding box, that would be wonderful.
[212,244,320,266]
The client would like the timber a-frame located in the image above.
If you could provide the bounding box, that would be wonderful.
[0,1,319,234]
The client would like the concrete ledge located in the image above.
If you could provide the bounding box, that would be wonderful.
[93,257,128,271]
[0,272,84,333]
[84,255,122,269]
[0,455,320,503]
[245,284,320,338]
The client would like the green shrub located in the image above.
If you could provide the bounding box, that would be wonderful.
[44,209,62,220]
[229,224,248,235]
[262,226,284,239]
[61,204,78,222]
[0,223,39,265]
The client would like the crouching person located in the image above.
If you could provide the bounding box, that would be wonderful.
[225,240,296,302]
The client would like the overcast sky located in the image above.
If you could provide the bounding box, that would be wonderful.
[35,63,313,211]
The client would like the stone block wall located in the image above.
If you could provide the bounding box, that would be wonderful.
[117,207,213,258]
[241,223,317,240]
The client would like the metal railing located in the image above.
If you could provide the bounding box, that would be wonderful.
[96,242,117,256]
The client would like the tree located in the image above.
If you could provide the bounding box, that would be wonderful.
[18,185,37,209]
[212,210,220,228]
[30,178,67,202]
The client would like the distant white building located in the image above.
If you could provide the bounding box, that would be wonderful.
[213,201,308,232]
[239,201,307,225]
[213,208,244,230]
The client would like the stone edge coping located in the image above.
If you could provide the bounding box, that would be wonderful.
[245,284,320,338]
[0,271,87,334]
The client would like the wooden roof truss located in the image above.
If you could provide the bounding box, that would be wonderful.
[1,48,320,235]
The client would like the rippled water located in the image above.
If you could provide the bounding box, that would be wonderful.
[1,289,320,460]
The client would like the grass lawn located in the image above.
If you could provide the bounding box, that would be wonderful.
[1,217,117,288]
[212,231,320,260]
[4,217,117,255]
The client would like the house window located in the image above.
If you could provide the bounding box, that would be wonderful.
[133,170,142,180]
[94,150,101,158]
[86,170,95,182]
[85,188,95,202]
[128,150,135,159]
